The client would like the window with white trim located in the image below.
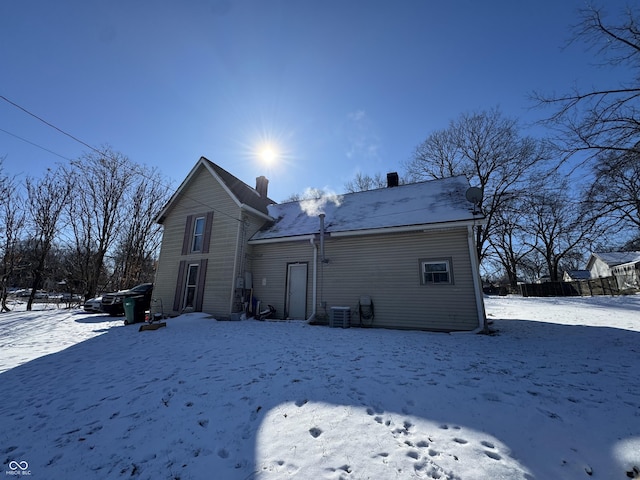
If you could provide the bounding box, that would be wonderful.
[184,263,199,309]
[420,259,452,285]
[191,216,205,252]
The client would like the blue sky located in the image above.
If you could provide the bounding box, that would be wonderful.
[0,0,630,202]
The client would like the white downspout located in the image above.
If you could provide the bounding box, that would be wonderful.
[306,237,317,323]
[319,213,326,262]
[467,224,487,333]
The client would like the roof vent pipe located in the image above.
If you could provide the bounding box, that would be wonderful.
[319,213,327,263]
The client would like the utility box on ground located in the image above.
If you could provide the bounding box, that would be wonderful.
[329,307,351,328]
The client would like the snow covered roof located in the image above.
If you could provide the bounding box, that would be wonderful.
[564,270,591,280]
[250,175,482,242]
[593,251,640,267]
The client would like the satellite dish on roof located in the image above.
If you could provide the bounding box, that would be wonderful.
[465,187,483,214]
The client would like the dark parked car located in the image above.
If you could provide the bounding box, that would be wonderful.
[101,283,153,316]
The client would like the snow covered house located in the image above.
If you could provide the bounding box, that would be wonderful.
[153,157,487,332]
[586,251,640,290]
[587,252,640,278]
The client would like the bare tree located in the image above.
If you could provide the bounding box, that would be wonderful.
[24,168,73,310]
[344,172,387,192]
[518,250,548,283]
[488,195,536,289]
[522,176,597,281]
[112,166,171,287]
[534,4,640,162]
[405,107,552,261]
[66,146,137,300]
[283,187,328,203]
[0,160,26,311]
[588,150,640,233]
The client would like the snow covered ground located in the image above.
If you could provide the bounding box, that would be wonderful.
[0,295,638,479]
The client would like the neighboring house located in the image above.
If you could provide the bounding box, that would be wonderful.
[154,157,487,332]
[562,270,591,282]
[586,252,640,278]
[586,251,640,290]
[611,260,640,289]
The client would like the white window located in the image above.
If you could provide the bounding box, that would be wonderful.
[184,264,199,309]
[420,259,452,285]
[191,216,205,252]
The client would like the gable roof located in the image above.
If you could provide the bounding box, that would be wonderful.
[249,175,482,242]
[564,270,591,280]
[156,157,275,223]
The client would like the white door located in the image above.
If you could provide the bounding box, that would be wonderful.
[286,263,307,319]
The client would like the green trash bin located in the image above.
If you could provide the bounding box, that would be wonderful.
[123,296,145,324]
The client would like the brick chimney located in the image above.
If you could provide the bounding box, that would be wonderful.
[256,176,269,197]
[387,172,399,188]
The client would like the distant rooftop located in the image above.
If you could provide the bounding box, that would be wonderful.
[594,251,640,266]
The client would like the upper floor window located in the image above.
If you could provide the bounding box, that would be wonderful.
[192,216,205,252]
[181,211,214,256]
[420,259,452,285]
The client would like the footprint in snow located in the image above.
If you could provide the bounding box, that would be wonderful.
[326,464,352,474]
[407,450,420,460]
[485,450,502,460]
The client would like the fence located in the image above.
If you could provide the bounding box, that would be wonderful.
[520,276,620,297]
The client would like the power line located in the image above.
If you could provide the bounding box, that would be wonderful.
[0,94,244,223]
[0,95,102,155]
[0,127,73,161]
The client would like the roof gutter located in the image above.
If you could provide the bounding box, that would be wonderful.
[248,219,486,245]
[248,234,315,245]
[239,203,273,222]
[330,219,483,238]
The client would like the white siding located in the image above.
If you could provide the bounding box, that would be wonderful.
[589,258,612,279]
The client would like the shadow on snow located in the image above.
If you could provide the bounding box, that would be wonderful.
[0,315,638,479]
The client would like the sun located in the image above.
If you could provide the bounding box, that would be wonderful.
[258,144,278,164]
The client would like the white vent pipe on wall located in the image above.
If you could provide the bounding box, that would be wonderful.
[319,213,326,263]
[307,237,317,323]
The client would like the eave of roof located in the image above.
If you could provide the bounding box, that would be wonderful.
[247,218,483,245]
